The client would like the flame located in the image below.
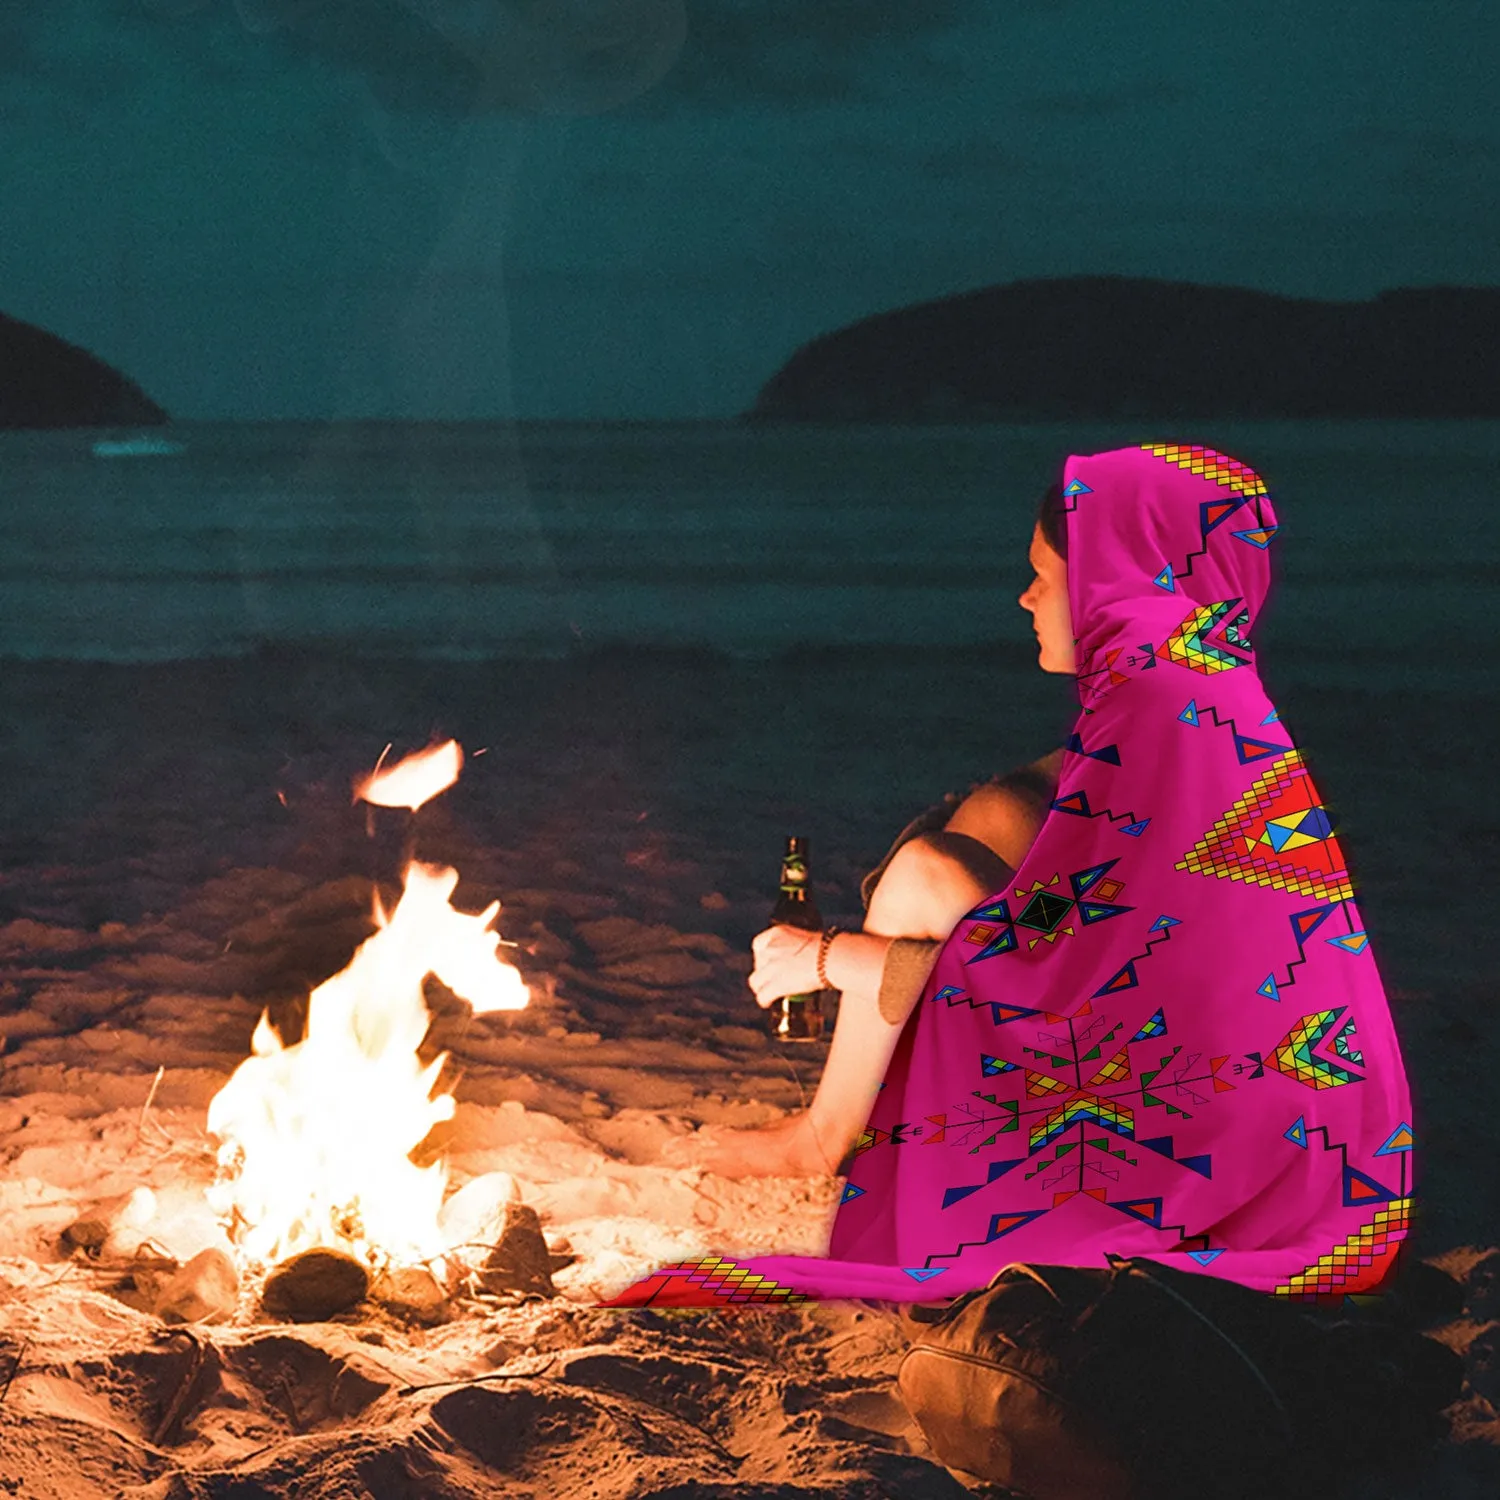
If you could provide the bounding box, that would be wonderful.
[354,739,463,811]
[206,859,529,1268]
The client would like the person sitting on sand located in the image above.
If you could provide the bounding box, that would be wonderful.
[698,479,1072,1180]
[610,442,1414,1306]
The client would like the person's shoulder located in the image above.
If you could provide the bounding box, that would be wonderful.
[1033,746,1065,783]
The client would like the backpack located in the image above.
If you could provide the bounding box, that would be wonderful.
[896,1255,1462,1500]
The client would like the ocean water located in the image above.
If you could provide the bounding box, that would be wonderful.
[2,419,1497,692]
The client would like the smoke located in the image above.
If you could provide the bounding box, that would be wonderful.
[137,0,688,115]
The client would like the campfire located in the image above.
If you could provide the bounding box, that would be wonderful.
[207,739,527,1271]
[71,740,561,1325]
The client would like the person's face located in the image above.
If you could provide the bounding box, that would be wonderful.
[1019,522,1076,674]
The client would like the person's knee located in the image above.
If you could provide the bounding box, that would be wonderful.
[924,830,1014,895]
[864,835,940,936]
[867,833,1002,939]
[946,781,1044,870]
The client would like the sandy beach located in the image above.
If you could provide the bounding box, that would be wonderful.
[1,646,1497,1497]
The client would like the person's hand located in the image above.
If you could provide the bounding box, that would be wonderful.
[748,924,822,1008]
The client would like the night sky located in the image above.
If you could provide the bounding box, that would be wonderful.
[2,1,1495,420]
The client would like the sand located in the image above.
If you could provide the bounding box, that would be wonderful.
[1,648,1497,1497]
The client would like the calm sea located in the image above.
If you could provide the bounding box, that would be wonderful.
[2,420,1496,693]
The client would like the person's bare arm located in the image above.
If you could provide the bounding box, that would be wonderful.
[943,748,1064,869]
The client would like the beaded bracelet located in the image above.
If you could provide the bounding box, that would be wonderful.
[817,925,842,990]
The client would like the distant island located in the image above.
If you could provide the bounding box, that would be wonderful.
[749,277,1500,421]
[1,312,169,429]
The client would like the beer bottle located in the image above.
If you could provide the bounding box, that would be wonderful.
[770,835,828,1043]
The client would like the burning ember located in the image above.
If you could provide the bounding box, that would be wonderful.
[353,737,463,810]
[205,741,528,1271]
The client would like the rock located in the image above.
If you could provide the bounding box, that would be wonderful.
[438,1171,523,1265]
[260,1248,370,1322]
[130,1248,182,1309]
[61,1186,158,1258]
[372,1266,451,1326]
[156,1248,239,1325]
[478,1202,557,1299]
[60,1216,111,1256]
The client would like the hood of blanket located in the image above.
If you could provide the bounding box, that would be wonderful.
[1058,443,1280,707]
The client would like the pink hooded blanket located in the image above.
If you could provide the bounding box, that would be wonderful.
[601,443,1416,1308]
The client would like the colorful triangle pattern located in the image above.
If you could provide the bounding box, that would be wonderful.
[986,1208,1051,1241]
[1375,1122,1415,1157]
[1094,959,1139,997]
[1274,1198,1411,1301]
[990,1003,1043,1024]
[1071,859,1122,897]
[942,1158,1026,1208]
[1140,442,1269,498]
[1234,732,1292,764]
[1232,526,1278,548]
[1267,1008,1364,1090]
[1292,905,1339,944]
[1109,1196,1164,1228]
[1201,496,1247,532]
[1175,749,1354,903]
[1157,598,1255,675]
[1137,1135,1212,1178]
[1065,732,1123,765]
[1130,1007,1167,1042]
[1343,1165,1400,1209]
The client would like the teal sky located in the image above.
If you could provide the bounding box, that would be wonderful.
[1,1,1494,419]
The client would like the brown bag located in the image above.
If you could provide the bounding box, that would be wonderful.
[897,1255,1462,1500]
